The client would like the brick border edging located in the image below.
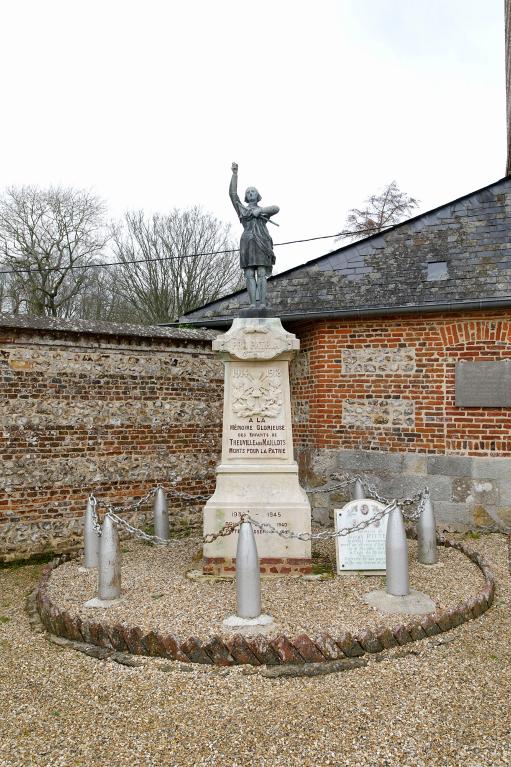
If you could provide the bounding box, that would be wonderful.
[34,535,496,667]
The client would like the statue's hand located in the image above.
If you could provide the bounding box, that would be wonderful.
[251,208,261,218]
[231,162,238,174]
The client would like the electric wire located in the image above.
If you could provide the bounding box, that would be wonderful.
[0,225,394,277]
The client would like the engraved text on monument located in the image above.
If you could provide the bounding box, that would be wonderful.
[228,363,288,458]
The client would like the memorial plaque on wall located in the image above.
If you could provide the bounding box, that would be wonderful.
[455,361,511,407]
[335,500,388,574]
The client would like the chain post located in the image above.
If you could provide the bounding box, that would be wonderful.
[352,479,365,500]
[153,487,169,541]
[386,505,410,597]
[417,488,439,565]
[236,519,262,619]
[98,513,122,601]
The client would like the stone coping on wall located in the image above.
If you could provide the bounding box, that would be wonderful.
[0,313,219,342]
[34,533,495,667]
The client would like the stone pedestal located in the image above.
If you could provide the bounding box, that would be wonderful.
[203,318,311,575]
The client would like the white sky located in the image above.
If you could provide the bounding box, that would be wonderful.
[0,0,505,273]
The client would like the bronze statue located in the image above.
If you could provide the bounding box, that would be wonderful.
[229,162,279,308]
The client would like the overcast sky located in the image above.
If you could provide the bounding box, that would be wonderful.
[0,0,505,273]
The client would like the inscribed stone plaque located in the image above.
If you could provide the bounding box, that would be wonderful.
[455,361,511,407]
[224,361,291,462]
[335,500,388,573]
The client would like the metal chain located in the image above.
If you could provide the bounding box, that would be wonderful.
[304,474,428,519]
[202,520,245,544]
[93,485,211,515]
[94,486,160,515]
[403,490,428,523]
[88,494,102,536]
[90,474,420,511]
[304,477,360,495]
[105,510,166,544]
[244,501,397,541]
[107,500,399,545]
[106,509,242,546]
[167,489,211,502]
[90,476,429,545]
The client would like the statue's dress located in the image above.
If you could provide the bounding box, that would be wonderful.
[229,189,276,271]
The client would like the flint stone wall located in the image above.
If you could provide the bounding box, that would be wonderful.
[0,316,222,561]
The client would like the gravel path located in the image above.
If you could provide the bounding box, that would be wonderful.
[1,533,510,767]
[47,537,484,638]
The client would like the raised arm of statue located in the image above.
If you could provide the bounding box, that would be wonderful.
[229,162,243,217]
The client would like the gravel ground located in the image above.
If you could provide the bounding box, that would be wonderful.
[47,537,484,638]
[1,533,510,767]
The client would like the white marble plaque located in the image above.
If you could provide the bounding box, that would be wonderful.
[224,361,291,462]
[335,500,388,574]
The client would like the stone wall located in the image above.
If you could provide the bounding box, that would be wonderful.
[5,304,511,560]
[0,316,222,561]
[290,310,511,529]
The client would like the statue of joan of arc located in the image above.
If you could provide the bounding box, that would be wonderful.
[229,162,279,308]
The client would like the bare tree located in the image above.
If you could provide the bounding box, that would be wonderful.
[111,207,240,324]
[339,181,419,241]
[65,265,126,322]
[0,186,109,317]
[0,272,8,312]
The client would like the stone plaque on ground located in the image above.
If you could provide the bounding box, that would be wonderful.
[203,317,311,576]
[335,500,388,574]
[455,360,511,407]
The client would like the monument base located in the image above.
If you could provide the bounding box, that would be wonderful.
[238,306,269,318]
[203,464,312,575]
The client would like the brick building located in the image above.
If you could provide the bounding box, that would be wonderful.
[181,177,511,530]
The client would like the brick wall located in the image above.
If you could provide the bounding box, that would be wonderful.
[290,311,511,530]
[0,320,223,561]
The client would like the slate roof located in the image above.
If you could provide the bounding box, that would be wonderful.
[179,177,511,326]
[0,313,218,342]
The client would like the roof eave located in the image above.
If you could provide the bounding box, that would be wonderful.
[170,296,511,329]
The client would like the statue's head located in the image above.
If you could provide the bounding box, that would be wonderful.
[244,186,261,204]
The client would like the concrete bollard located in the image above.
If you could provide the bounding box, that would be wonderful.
[153,486,169,540]
[353,479,365,500]
[386,506,409,596]
[83,496,100,569]
[98,514,121,601]
[236,520,261,619]
[417,492,439,565]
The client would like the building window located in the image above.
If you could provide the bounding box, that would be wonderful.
[427,261,449,281]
